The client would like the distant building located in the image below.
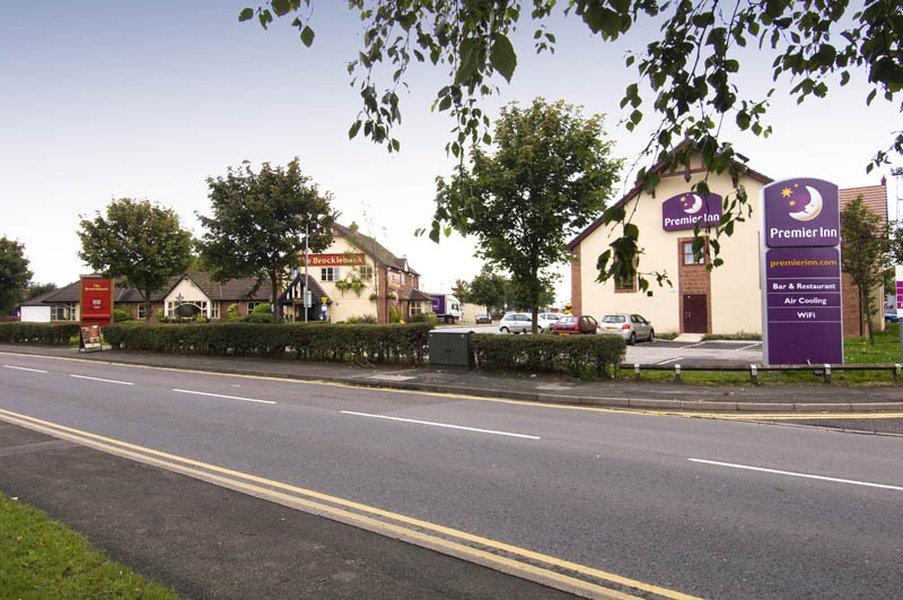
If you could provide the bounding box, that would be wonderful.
[568,147,888,336]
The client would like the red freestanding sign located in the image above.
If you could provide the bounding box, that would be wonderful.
[80,277,114,327]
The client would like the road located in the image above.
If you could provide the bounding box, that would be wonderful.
[1,351,901,599]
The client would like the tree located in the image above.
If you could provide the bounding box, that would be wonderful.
[451,279,471,303]
[840,196,892,344]
[24,282,57,301]
[468,266,509,315]
[436,98,619,332]
[78,199,193,322]
[0,237,32,316]
[198,158,337,319]
[242,0,901,288]
[507,278,555,312]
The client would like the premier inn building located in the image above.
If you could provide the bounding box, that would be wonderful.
[568,149,889,337]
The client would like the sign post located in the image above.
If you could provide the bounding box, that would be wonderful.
[79,276,114,353]
[760,178,843,364]
[895,265,903,363]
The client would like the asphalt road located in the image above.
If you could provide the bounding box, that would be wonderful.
[1,352,901,599]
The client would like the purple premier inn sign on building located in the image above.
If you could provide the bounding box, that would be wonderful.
[760,177,843,364]
[661,192,723,231]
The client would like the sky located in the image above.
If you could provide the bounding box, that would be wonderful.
[1,1,899,301]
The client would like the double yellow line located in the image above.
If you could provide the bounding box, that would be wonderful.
[0,407,697,600]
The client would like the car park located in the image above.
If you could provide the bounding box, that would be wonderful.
[498,312,532,333]
[599,313,654,344]
[549,314,599,335]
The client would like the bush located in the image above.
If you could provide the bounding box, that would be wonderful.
[0,322,82,345]
[103,322,433,364]
[112,308,133,322]
[346,315,378,324]
[469,333,626,378]
[388,305,403,323]
[409,312,440,325]
[225,304,242,322]
[702,332,761,341]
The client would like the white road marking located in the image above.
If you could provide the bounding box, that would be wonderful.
[341,410,541,440]
[172,388,276,405]
[656,357,684,365]
[69,374,133,386]
[688,458,903,492]
[738,343,761,351]
[3,365,48,373]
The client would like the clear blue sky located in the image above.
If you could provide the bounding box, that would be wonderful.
[1,1,898,300]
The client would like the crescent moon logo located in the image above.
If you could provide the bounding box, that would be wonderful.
[789,186,823,222]
[683,194,703,215]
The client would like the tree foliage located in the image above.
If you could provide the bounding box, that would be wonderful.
[451,278,471,303]
[437,99,617,331]
[0,237,32,316]
[24,282,57,301]
[840,196,892,344]
[198,158,337,318]
[467,266,509,314]
[78,199,193,322]
[241,0,902,289]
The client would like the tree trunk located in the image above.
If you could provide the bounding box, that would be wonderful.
[269,271,281,321]
[143,291,152,323]
[861,286,875,345]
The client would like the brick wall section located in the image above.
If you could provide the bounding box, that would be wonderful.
[839,182,888,337]
[570,247,582,316]
[677,237,712,333]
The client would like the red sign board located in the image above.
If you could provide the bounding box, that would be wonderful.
[80,277,114,326]
[302,253,366,267]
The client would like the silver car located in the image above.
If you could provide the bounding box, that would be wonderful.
[599,313,654,344]
[498,312,532,334]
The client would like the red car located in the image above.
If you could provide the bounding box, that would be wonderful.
[549,315,599,335]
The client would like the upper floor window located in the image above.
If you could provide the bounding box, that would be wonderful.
[682,241,706,265]
[321,267,336,282]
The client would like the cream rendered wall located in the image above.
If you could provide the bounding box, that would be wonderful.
[164,278,212,317]
[578,168,765,334]
[314,235,380,322]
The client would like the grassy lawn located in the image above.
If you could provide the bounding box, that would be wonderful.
[0,492,177,600]
[616,323,902,386]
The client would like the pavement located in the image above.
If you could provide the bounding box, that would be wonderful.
[0,421,573,600]
[0,351,901,599]
[1,344,901,416]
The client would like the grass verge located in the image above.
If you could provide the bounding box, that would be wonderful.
[0,492,177,600]
[618,323,902,386]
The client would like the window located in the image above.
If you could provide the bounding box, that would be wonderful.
[613,259,637,293]
[137,303,147,320]
[682,241,706,265]
[247,301,265,313]
[602,315,626,324]
[52,303,76,321]
[359,266,373,281]
[321,267,335,282]
[211,302,220,319]
[410,303,423,316]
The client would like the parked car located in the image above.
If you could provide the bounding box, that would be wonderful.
[884,309,899,323]
[475,313,492,324]
[549,314,599,335]
[498,312,532,334]
[537,312,560,332]
[599,313,654,344]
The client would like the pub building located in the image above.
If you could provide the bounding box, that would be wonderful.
[16,222,431,325]
[568,146,889,337]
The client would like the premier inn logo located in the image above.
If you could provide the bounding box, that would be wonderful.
[661,192,723,232]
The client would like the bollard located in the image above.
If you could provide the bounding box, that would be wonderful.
[674,363,682,384]
[823,363,832,384]
[634,363,641,380]
[750,364,759,385]
[895,364,901,381]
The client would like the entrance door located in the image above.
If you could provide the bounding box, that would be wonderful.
[682,294,708,333]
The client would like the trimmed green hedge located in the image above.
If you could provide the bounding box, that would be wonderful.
[470,334,626,378]
[103,322,432,364]
[0,323,81,345]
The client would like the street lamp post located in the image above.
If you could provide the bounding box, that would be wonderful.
[304,221,310,323]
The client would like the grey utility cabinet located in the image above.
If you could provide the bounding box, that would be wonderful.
[428,330,471,368]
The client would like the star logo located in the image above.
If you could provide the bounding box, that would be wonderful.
[781,187,792,198]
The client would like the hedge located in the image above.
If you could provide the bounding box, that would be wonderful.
[0,322,81,345]
[103,322,432,364]
[470,333,626,378]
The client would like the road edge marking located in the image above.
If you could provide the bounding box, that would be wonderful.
[0,406,696,600]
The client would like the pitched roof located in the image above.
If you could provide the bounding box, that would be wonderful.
[567,142,773,250]
[334,223,419,275]
[38,273,274,305]
[17,287,64,307]
[407,289,432,302]
[840,183,887,223]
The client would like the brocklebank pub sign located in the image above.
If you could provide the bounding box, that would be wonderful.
[760,178,843,364]
[661,192,723,231]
